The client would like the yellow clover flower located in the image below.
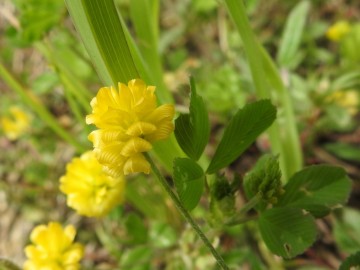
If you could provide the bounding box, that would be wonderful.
[327,90,359,115]
[24,222,83,270]
[1,106,30,140]
[326,21,351,42]
[86,79,175,177]
[60,151,125,217]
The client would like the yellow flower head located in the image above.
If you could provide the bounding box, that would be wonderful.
[327,90,359,115]
[1,106,31,140]
[60,151,125,217]
[86,79,175,177]
[326,21,351,42]
[24,222,83,270]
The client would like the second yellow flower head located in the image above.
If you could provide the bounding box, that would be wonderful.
[60,151,125,217]
[326,21,351,42]
[24,222,83,270]
[1,106,31,140]
[86,79,175,177]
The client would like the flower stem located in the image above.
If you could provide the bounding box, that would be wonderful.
[145,153,229,270]
[225,194,261,226]
[238,194,261,216]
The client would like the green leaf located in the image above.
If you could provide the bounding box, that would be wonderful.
[339,251,360,270]
[120,246,152,270]
[125,213,148,244]
[324,142,360,162]
[128,0,172,104]
[14,0,64,45]
[334,208,360,254]
[32,71,59,95]
[65,0,138,86]
[330,71,360,91]
[173,158,205,211]
[277,165,352,217]
[207,100,276,174]
[276,1,310,68]
[175,77,210,160]
[258,207,317,259]
[224,0,303,180]
[130,0,160,79]
[149,221,177,248]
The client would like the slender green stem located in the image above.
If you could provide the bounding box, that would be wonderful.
[145,153,229,270]
[226,215,258,226]
[238,194,261,216]
[34,41,92,111]
[62,78,90,133]
[0,62,86,152]
[224,0,303,180]
[225,194,261,226]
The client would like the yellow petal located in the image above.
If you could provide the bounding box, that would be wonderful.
[123,154,150,175]
[120,137,152,157]
[145,104,175,123]
[145,121,174,142]
[62,243,84,265]
[95,142,126,165]
[126,122,156,136]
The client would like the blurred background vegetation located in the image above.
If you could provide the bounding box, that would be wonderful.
[0,0,360,269]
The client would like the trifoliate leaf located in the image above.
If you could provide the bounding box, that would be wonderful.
[207,100,276,174]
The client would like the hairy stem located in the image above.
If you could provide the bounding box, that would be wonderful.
[145,153,229,270]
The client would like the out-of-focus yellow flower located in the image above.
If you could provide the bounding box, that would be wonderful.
[326,21,351,42]
[1,106,30,140]
[86,79,175,177]
[327,90,359,115]
[24,222,83,270]
[60,151,125,217]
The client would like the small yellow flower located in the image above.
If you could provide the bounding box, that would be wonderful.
[60,151,125,217]
[327,90,359,115]
[24,222,83,270]
[86,79,175,177]
[1,106,30,140]
[326,21,351,42]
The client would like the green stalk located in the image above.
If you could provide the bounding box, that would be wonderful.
[260,47,303,176]
[59,70,90,114]
[0,62,86,152]
[225,194,260,226]
[145,153,229,270]
[34,42,92,112]
[224,0,303,179]
[129,0,173,104]
[61,75,90,133]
